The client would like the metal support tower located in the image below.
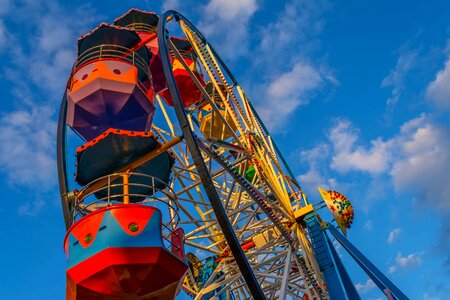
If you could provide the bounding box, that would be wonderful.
[328,225,409,300]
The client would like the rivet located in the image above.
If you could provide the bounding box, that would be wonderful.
[84,233,93,244]
[129,223,139,232]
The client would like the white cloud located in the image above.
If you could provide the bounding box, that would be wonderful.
[4,1,96,96]
[299,143,330,163]
[297,168,337,192]
[37,15,73,53]
[329,119,392,174]
[436,219,450,276]
[198,0,257,59]
[257,62,328,130]
[396,252,423,267]
[18,199,45,217]
[0,0,11,15]
[297,143,338,195]
[0,0,11,48]
[389,252,423,273]
[259,0,329,62]
[426,57,450,110]
[387,228,402,244]
[298,113,450,215]
[204,0,257,21]
[0,19,6,47]
[322,115,450,212]
[267,63,323,100]
[0,1,98,205]
[382,50,417,109]
[355,279,376,294]
[364,220,373,231]
[162,0,184,13]
[390,115,450,211]
[423,293,440,300]
[236,0,335,132]
[0,105,57,190]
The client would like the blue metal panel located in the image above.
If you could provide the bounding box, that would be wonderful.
[68,209,164,268]
[326,233,360,299]
[304,213,349,299]
[327,225,409,300]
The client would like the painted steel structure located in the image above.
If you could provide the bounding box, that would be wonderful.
[57,8,409,299]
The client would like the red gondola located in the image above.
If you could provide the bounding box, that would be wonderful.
[160,37,204,108]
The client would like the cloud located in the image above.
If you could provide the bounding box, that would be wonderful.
[423,293,440,300]
[0,1,98,204]
[396,252,423,267]
[389,252,423,273]
[296,113,450,242]
[0,105,57,190]
[299,143,330,163]
[0,0,11,49]
[329,119,392,174]
[18,199,45,217]
[321,115,450,213]
[435,219,450,282]
[297,168,337,193]
[2,1,97,97]
[298,113,450,288]
[297,113,450,212]
[297,143,338,194]
[0,0,12,17]
[0,19,6,48]
[162,0,182,12]
[381,50,418,110]
[387,228,402,244]
[355,279,376,294]
[238,0,336,132]
[256,62,330,130]
[390,114,450,211]
[38,14,73,53]
[204,0,257,21]
[426,57,450,110]
[198,0,257,60]
[258,0,329,64]
[364,220,373,231]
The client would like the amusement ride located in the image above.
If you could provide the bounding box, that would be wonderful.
[56,8,409,300]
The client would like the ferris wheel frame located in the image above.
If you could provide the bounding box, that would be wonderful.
[57,9,326,300]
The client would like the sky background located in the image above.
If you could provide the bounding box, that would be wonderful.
[0,0,449,299]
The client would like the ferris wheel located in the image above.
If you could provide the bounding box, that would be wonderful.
[57,8,409,300]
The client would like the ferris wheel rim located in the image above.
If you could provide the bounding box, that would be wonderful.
[57,91,71,230]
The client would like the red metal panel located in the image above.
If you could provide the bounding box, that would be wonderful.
[170,227,185,261]
[67,247,188,299]
[110,205,155,236]
[69,210,105,249]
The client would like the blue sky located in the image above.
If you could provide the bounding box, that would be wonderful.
[0,0,449,299]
